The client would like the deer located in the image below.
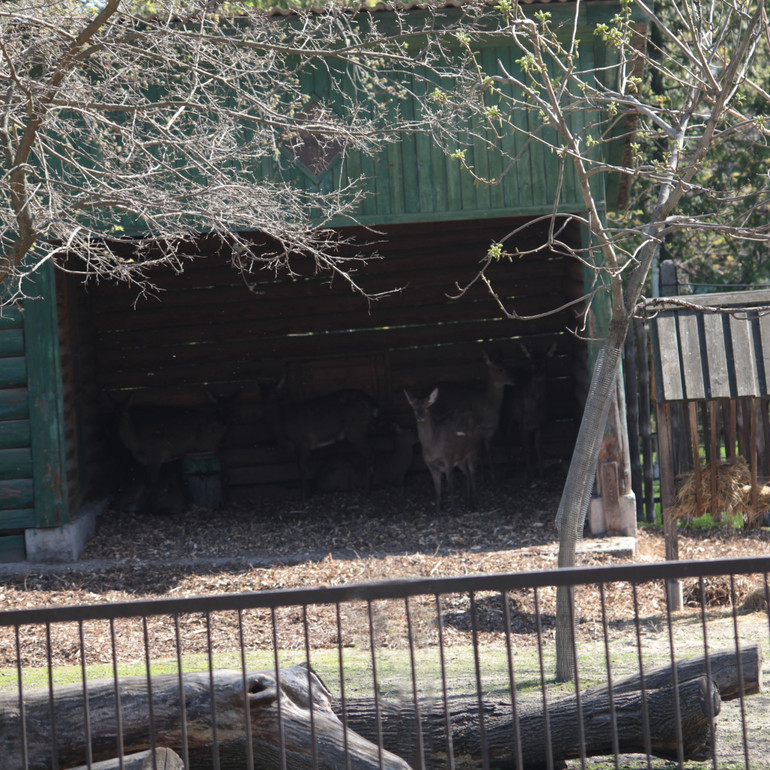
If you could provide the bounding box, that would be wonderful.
[432,350,514,482]
[313,421,418,493]
[260,379,379,498]
[509,342,557,483]
[116,391,233,512]
[405,388,481,514]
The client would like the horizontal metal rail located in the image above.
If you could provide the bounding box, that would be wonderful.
[2,555,769,626]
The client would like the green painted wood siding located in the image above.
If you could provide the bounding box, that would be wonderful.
[24,263,69,529]
[0,308,35,542]
[317,36,608,226]
[0,262,69,541]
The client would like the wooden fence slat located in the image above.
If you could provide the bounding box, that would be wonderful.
[729,314,758,397]
[701,313,728,398]
[655,315,683,401]
[758,313,770,393]
[679,313,706,400]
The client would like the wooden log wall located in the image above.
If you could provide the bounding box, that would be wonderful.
[0,308,31,558]
[68,216,585,502]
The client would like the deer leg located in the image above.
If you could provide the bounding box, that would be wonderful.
[444,467,455,513]
[463,455,478,511]
[429,467,443,514]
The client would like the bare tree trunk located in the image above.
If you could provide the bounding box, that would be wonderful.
[555,333,627,681]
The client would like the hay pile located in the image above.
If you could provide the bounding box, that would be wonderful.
[671,457,770,524]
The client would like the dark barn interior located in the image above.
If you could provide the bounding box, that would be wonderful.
[57,215,587,511]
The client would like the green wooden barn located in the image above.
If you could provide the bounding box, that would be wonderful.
[0,0,635,562]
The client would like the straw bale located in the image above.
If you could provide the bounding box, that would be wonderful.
[670,457,770,524]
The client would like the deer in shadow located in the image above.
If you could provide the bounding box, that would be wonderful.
[261,379,379,498]
[508,342,557,483]
[313,421,418,493]
[116,391,233,512]
[432,350,514,482]
[405,388,481,514]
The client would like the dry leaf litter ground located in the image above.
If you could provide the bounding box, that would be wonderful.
[1,469,769,668]
[2,469,770,767]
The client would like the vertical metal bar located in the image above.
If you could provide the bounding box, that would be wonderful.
[597,584,619,769]
[764,573,770,641]
[367,600,385,770]
[108,619,124,770]
[565,585,585,769]
[205,612,220,770]
[46,622,59,770]
[663,581,684,769]
[728,575,750,769]
[469,592,489,770]
[237,609,255,770]
[335,603,351,770]
[434,594,454,767]
[173,614,190,769]
[404,597,426,770]
[533,588,554,770]
[78,620,93,769]
[696,577,718,770]
[270,607,287,770]
[750,398,758,520]
[631,584,653,768]
[501,590,523,770]
[15,625,28,770]
[302,604,319,770]
[142,616,157,770]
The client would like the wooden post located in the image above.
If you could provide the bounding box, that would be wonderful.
[710,403,719,518]
[750,397,758,525]
[687,402,703,517]
[656,401,682,610]
[635,318,655,523]
[623,322,643,521]
[725,399,736,461]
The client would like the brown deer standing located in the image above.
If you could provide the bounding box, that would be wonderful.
[433,350,514,482]
[509,342,556,483]
[405,388,481,514]
[261,379,378,497]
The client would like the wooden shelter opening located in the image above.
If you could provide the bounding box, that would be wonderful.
[58,215,586,509]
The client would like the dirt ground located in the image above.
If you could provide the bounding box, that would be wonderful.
[2,468,770,665]
[2,469,770,767]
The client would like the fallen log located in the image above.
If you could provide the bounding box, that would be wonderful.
[341,677,719,769]
[1,646,758,770]
[71,747,184,770]
[340,645,760,768]
[0,664,412,770]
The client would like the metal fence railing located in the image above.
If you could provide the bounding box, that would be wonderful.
[1,556,769,770]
